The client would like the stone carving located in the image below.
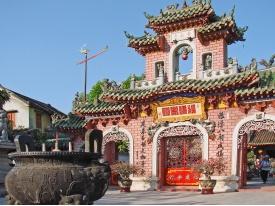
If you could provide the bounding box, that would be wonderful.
[5,152,110,205]
[249,58,257,71]
[237,119,275,147]
[239,58,258,72]
[157,125,203,151]
[102,131,129,153]
[0,109,9,142]
[100,79,121,92]
[203,54,212,70]
[59,194,86,205]
[147,122,169,143]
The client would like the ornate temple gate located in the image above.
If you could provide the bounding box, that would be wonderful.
[102,129,131,185]
[236,119,275,187]
[164,136,201,186]
[156,125,204,186]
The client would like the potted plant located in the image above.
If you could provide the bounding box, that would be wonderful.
[192,158,226,194]
[110,162,139,192]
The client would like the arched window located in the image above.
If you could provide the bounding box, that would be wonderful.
[174,44,193,80]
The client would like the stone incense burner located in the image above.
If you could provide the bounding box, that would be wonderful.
[5,135,110,205]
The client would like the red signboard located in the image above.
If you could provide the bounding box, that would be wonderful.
[157,102,203,122]
[166,168,200,186]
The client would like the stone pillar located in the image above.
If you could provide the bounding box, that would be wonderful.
[0,109,9,142]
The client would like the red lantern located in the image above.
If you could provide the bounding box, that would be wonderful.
[182,52,188,60]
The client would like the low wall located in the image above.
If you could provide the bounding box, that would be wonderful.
[212,175,239,192]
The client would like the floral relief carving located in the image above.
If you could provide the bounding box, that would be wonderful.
[157,125,203,151]
[102,131,129,152]
[237,119,275,147]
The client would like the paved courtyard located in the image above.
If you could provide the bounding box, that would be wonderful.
[95,189,275,205]
[1,189,275,205]
[1,179,275,205]
[95,178,275,205]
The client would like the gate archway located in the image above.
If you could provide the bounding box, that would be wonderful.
[102,127,134,165]
[151,122,208,186]
[231,114,275,186]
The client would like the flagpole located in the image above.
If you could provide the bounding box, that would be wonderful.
[84,52,88,102]
[78,46,108,102]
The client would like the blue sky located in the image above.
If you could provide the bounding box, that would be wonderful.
[0,0,274,113]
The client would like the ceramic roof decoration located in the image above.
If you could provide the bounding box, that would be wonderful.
[74,101,126,115]
[52,113,88,131]
[101,71,260,102]
[145,1,214,33]
[126,1,247,55]
[235,69,275,100]
[197,14,248,44]
[124,31,163,56]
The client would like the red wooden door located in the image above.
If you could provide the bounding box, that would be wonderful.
[165,136,201,186]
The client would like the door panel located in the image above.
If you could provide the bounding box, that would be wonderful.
[165,136,201,186]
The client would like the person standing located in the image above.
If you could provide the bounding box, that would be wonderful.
[259,155,271,184]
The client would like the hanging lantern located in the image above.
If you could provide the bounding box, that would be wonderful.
[258,149,263,154]
[182,51,188,60]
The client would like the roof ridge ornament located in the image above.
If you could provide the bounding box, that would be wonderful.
[237,26,248,40]
[143,30,152,37]
[182,0,188,8]
[192,0,203,5]
[259,54,275,69]
[144,11,153,19]
[124,31,134,39]
[229,5,236,19]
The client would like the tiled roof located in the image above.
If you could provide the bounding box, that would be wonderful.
[249,130,275,146]
[198,15,248,44]
[53,113,88,130]
[102,71,259,102]
[235,69,275,99]
[124,31,161,55]
[127,33,157,47]
[74,101,125,115]
[0,85,64,116]
[146,3,213,27]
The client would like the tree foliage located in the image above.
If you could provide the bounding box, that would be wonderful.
[121,74,144,90]
[87,81,103,103]
[72,74,144,108]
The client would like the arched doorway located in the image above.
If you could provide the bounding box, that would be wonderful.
[152,122,208,187]
[84,129,103,154]
[232,114,275,187]
[102,127,134,185]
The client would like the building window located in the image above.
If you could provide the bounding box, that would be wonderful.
[155,61,164,78]
[36,112,42,129]
[7,112,16,129]
[202,53,212,71]
[174,44,193,78]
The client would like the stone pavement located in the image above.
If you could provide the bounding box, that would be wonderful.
[1,178,275,205]
[94,189,275,205]
[1,189,275,205]
[95,178,275,205]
